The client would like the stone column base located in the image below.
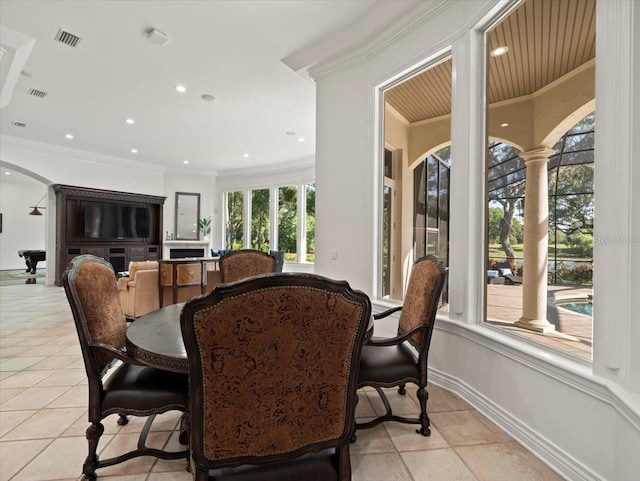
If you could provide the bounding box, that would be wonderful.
[515,317,556,333]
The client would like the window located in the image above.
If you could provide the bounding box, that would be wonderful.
[278,186,297,261]
[250,189,270,251]
[223,182,315,263]
[484,0,595,360]
[382,56,452,305]
[224,191,243,249]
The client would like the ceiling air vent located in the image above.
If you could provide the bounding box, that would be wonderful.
[54,29,81,48]
[28,88,47,99]
[12,121,27,128]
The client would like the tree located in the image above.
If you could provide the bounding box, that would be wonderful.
[488,142,525,261]
[251,189,270,251]
[225,191,243,249]
[278,186,297,255]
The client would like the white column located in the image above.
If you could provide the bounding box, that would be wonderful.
[515,147,556,333]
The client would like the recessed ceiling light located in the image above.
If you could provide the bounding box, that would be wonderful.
[201,94,216,102]
[65,134,74,139]
[286,131,296,136]
[490,46,509,57]
[297,137,305,142]
[501,123,509,127]
[131,148,138,153]
[174,84,186,93]
[125,118,135,125]
[4,172,11,175]
[243,153,249,158]
[183,160,190,164]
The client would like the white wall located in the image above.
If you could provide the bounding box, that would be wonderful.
[310,0,640,479]
[0,168,47,270]
[163,171,216,253]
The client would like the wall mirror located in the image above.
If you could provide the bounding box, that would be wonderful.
[175,192,200,240]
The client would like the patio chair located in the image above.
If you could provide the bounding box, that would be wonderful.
[495,262,523,285]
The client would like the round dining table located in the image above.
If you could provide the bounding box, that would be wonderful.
[126,303,189,374]
[126,302,375,375]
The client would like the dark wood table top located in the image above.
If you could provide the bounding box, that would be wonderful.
[126,301,374,375]
[125,303,189,373]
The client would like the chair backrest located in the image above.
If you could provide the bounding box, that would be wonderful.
[398,255,447,350]
[63,255,128,382]
[181,273,371,472]
[218,249,277,283]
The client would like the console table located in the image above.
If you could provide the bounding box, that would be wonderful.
[159,258,219,307]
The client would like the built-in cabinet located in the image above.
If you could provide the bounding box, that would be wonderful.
[53,184,165,285]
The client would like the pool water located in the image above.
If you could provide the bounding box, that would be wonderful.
[557,300,592,316]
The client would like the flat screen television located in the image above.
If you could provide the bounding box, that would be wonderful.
[84,202,150,240]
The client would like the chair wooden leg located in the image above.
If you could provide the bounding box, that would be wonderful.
[398,383,406,395]
[82,422,104,480]
[415,387,431,436]
[117,414,129,425]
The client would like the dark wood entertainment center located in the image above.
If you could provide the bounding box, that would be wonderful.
[53,184,165,286]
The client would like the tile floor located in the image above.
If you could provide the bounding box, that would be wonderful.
[0,283,564,480]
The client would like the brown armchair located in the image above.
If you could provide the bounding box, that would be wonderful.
[180,273,371,480]
[116,260,159,317]
[63,255,188,480]
[355,255,447,438]
[218,249,277,283]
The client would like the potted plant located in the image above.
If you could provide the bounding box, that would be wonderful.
[198,217,212,240]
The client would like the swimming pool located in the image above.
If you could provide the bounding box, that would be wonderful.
[556,299,592,316]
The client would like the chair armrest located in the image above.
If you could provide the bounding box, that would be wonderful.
[373,306,403,320]
[88,341,143,365]
[366,324,425,346]
[116,277,130,291]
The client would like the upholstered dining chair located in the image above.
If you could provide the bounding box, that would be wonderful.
[355,255,447,438]
[218,248,277,283]
[180,273,371,481]
[63,254,189,480]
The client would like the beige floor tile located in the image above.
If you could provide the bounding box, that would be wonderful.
[427,384,470,412]
[401,448,479,481]
[35,368,86,387]
[355,391,377,418]
[96,431,171,477]
[0,386,25,404]
[25,356,77,371]
[366,387,420,417]
[61,411,123,438]
[0,346,34,358]
[430,410,511,447]
[350,424,397,455]
[456,442,565,481]
[0,410,36,437]
[46,385,87,408]
[2,386,72,410]
[20,344,71,358]
[351,452,413,481]
[0,369,55,388]
[0,356,46,371]
[148,471,193,480]
[2,407,86,440]
[0,438,52,480]
[385,422,449,452]
[150,430,190,473]
[11,435,112,481]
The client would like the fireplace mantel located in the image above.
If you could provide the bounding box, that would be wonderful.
[163,240,210,259]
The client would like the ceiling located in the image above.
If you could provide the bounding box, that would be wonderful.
[0,0,381,175]
[386,0,596,123]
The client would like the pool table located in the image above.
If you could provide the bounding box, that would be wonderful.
[18,250,46,274]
